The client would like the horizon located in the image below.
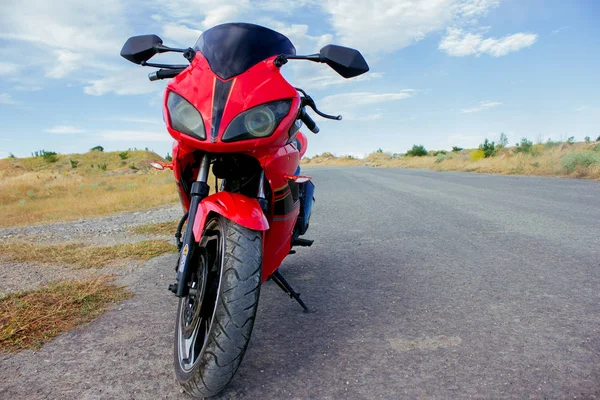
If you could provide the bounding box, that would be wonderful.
[1,0,599,159]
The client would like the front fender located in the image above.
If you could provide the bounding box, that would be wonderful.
[193,192,269,241]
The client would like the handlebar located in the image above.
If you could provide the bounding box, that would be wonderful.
[299,109,320,134]
[148,68,185,81]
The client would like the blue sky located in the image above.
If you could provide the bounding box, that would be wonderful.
[1,0,599,158]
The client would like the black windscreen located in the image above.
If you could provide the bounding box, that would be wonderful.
[194,23,296,80]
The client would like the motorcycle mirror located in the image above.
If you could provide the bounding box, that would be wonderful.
[120,34,164,65]
[319,45,370,78]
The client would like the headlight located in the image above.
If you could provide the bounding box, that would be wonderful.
[167,91,206,140]
[222,100,291,142]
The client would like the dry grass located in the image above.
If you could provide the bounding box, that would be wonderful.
[0,150,179,228]
[0,275,132,352]
[0,240,176,269]
[131,220,181,236]
[302,142,600,180]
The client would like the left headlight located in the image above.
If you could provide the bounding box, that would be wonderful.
[222,100,291,142]
[167,91,206,140]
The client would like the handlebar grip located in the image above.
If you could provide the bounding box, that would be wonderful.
[148,68,184,81]
[299,109,320,134]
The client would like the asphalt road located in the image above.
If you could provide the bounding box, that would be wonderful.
[2,167,599,399]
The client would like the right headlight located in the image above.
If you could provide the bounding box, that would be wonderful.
[167,91,206,140]
[222,100,291,142]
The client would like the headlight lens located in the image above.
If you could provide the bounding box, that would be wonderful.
[222,100,291,142]
[167,91,206,140]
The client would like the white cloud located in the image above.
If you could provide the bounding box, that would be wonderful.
[45,125,86,134]
[320,90,415,108]
[84,69,160,96]
[45,50,85,78]
[439,28,537,57]
[551,26,569,36]
[460,100,502,113]
[162,23,202,46]
[319,0,500,54]
[0,92,19,105]
[0,62,19,75]
[318,90,415,121]
[98,130,172,142]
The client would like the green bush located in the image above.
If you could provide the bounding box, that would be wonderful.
[515,138,534,153]
[544,139,562,149]
[90,145,104,152]
[129,163,138,170]
[119,151,129,160]
[451,146,463,152]
[8,152,15,159]
[69,159,79,168]
[165,153,173,162]
[592,144,600,152]
[498,133,508,149]
[567,136,575,145]
[97,163,107,171]
[585,136,591,142]
[42,151,58,163]
[479,139,497,158]
[406,145,427,157]
[597,135,600,141]
[435,153,447,163]
[376,148,383,153]
[432,150,447,156]
[561,151,600,173]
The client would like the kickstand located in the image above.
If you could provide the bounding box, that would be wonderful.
[270,269,310,312]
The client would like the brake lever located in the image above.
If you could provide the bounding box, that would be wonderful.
[296,88,342,121]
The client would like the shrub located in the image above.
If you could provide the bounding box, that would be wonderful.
[545,139,562,149]
[119,151,129,160]
[561,151,600,173]
[597,135,600,141]
[433,150,447,156]
[97,163,107,171]
[129,163,138,170]
[470,149,485,161]
[530,162,540,168]
[585,136,591,143]
[451,146,463,152]
[165,153,173,162]
[42,151,58,163]
[479,139,497,158]
[406,145,427,157]
[515,138,534,153]
[90,145,104,152]
[8,152,15,158]
[567,136,575,145]
[69,159,79,168]
[498,132,509,149]
[592,144,600,152]
[435,153,447,163]
[376,148,383,153]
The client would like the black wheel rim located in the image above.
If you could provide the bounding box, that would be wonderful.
[176,218,224,373]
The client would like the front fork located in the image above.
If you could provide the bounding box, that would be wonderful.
[172,155,211,298]
[171,155,269,298]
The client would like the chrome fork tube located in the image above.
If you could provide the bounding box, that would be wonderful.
[174,154,212,298]
[257,171,268,213]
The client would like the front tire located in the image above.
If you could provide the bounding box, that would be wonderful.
[174,215,262,398]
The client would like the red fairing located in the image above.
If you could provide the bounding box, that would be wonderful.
[192,192,269,241]
[164,50,306,281]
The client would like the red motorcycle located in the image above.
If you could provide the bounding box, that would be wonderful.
[121,23,368,398]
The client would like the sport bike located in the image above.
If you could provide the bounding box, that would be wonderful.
[121,23,368,398]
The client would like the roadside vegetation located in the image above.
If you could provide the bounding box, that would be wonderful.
[0,276,132,352]
[301,137,600,180]
[0,149,178,228]
[0,240,176,269]
[131,220,180,236]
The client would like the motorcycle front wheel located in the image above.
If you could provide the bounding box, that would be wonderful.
[174,215,262,398]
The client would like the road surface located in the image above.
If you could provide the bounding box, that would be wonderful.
[2,167,599,399]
